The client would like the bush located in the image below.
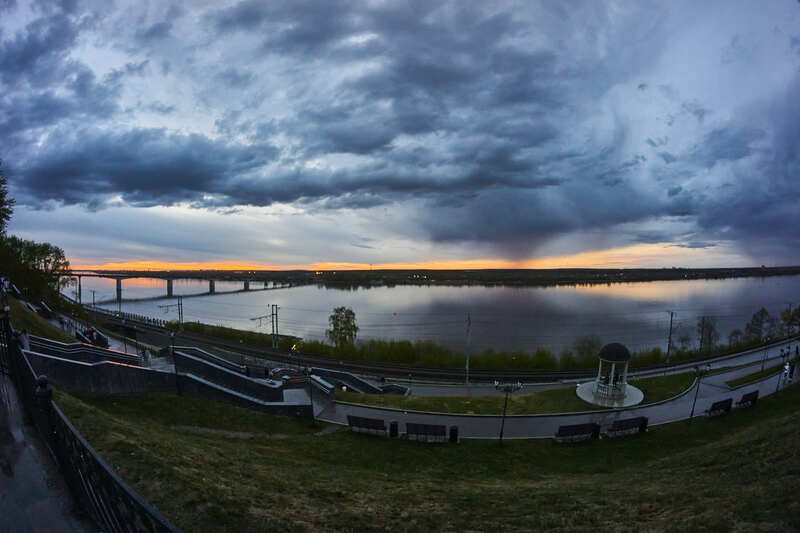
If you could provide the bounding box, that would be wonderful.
[630,347,664,367]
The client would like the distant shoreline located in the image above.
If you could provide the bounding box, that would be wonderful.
[72,265,800,291]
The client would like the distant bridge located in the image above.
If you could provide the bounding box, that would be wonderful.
[64,270,299,304]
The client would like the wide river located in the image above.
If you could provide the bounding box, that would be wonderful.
[66,275,800,355]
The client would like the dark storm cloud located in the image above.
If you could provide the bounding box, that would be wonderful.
[147,101,176,114]
[135,21,171,41]
[2,0,800,263]
[659,152,677,164]
[0,13,79,86]
[675,241,716,249]
[216,68,254,89]
[689,71,800,262]
[691,126,766,167]
[15,128,279,209]
[1,63,121,136]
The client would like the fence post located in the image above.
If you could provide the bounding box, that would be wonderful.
[0,311,10,375]
[34,375,55,442]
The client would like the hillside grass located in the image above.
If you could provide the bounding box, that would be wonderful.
[8,297,77,343]
[337,372,695,414]
[54,381,800,531]
[726,362,788,389]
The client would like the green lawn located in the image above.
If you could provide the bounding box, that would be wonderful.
[726,362,787,389]
[706,360,757,377]
[54,384,800,531]
[337,372,695,415]
[8,298,77,343]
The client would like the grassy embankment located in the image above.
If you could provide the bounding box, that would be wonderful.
[726,360,796,389]
[337,372,695,414]
[8,297,76,343]
[172,319,788,373]
[55,384,800,531]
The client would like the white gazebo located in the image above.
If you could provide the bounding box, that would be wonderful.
[576,343,643,407]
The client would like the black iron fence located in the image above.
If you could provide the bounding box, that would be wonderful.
[1,308,179,533]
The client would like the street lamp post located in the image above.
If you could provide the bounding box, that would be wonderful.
[776,349,787,395]
[121,319,127,352]
[689,365,710,423]
[495,381,523,446]
[306,367,315,424]
[170,331,180,395]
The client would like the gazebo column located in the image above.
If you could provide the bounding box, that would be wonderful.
[609,363,616,391]
[596,359,603,381]
[621,361,629,387]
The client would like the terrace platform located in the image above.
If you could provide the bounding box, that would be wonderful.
[575,381,643,408]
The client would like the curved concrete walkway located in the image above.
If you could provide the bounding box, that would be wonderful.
[318,338,800,439]
[0,373,93,532]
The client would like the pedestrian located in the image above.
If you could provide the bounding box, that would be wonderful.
[18,329,30,351]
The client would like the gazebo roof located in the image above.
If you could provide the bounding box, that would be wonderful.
[598,343,631,362]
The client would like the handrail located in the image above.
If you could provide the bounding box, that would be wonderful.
[2,312,180,532]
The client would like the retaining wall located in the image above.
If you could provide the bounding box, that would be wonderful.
[25,351,174,394]
[174,351,283,402]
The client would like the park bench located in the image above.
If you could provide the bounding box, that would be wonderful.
[736,391,758,408]
[603,416,648,438]
[347,415,387,437]
[406,422,447,442]
[706,398,732,417]
[554,423,600,443]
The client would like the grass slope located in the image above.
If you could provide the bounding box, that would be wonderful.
[337,372,695,415]
[726,362,786,389]
[8,298,76,343]
[55,384,800,532]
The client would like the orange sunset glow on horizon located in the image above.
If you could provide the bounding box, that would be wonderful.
[72,243,751,272]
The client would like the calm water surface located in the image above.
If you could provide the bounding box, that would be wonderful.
[67,275,800,355]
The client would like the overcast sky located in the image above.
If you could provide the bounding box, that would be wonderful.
[2,0,799,269]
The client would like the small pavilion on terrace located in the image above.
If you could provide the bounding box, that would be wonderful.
[575,342,644,407]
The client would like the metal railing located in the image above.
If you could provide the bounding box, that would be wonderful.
[1,308,179,533]
[592,380,627,400]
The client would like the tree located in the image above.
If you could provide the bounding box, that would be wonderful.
[745,307,771,341]
[696,315,719,352]
[573,334,603,364]
[678,330,692,351]
[0,235,71,298]
[326,306,358,349]
[780,306,798,336]
[728,328,743,346]
[0,160,14,235]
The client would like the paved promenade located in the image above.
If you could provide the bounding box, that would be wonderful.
[318,338,799,438]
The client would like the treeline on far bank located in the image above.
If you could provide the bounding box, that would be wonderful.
[172,317,795,372]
